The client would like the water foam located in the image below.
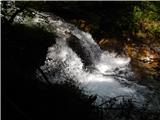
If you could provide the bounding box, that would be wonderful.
[34,12,148,105]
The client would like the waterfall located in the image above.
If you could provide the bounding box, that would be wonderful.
[34,12,150,106]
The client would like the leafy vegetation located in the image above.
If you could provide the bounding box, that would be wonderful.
[131,2,160,40]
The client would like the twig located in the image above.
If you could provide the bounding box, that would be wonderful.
[6,96,32,120]
[37,67,52,86]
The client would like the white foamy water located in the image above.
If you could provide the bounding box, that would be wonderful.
[23,12,154,106]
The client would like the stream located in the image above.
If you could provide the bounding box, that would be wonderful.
[28,12,160,109]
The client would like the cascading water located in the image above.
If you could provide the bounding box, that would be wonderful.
[34,12,155,107]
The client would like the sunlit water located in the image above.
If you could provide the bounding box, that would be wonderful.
[31,12,159,108]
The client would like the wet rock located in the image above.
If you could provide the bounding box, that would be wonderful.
[67,35,94,66]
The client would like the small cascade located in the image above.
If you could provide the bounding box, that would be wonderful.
[70,28,102,66]
[33,12,155,106]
